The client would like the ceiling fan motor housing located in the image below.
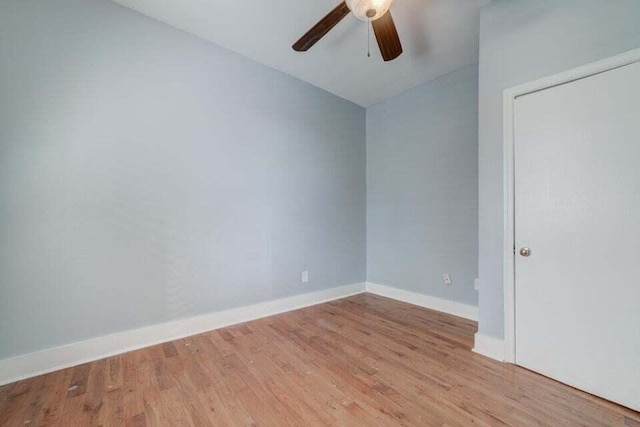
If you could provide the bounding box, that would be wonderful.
[345,0,394,21]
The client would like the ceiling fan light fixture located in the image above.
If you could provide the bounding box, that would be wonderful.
[345,0,394,21]
[292,0,402,62]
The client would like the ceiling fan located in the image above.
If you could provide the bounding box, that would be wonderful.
[292,0,403,62]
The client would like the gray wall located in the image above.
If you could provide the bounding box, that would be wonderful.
[0,0,366,359]
[478,0,640,338]
[367,65,479,306]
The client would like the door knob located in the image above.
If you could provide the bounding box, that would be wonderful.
[519,247,531,257]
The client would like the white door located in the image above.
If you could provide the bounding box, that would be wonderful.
[514,60,640,411]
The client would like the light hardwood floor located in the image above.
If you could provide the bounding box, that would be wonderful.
[1,293,638,426]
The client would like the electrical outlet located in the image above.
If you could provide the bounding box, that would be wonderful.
[474,278,480,290]
[301,271,309,283]
[443,274,452,285]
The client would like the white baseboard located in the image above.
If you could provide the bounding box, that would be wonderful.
[0,282,366,386]
[365,282,479,321]
[1,282,488,386]
[472,332,505,362]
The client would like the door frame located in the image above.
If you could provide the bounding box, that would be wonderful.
[502,47,640,363]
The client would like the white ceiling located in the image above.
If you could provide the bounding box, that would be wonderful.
[112,0,490,107]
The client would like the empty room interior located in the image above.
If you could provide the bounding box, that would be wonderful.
[1,0,640,425]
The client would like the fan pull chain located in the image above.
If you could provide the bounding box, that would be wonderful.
[367,18,371,58]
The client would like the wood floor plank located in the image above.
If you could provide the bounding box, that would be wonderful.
[30,369,73,427]
[1,293,638,426]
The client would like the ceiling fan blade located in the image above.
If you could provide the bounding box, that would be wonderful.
[372,10,403,62]
[292,2,350,52]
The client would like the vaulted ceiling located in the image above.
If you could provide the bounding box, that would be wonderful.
[112,0,490,107]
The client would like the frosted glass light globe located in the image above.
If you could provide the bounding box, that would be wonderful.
[345,0,394,21]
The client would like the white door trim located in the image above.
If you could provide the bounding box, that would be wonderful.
[502,47,640,363]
